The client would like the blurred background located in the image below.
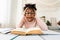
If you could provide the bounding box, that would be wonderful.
[0,0,60,31]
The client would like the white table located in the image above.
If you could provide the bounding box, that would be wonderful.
[0,28,60,40]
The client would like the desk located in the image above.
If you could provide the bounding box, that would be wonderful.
[0,28,60,40]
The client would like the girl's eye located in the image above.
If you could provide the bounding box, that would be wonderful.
[25,12,35,14]
[25,13,29,14]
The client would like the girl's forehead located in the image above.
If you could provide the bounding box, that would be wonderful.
[25,8,35,12]
[27,9,33,12]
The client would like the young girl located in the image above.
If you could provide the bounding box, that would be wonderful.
[18,4,48,30]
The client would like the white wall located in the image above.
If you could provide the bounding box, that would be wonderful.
[23,0,60,21]
[0,0,11,28]
[9,0,18,28]
[10,0,23,28]
[10,0,60,28]
[16,0,23,28]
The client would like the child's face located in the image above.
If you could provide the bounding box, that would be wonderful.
[24,8,36,22]
[25,8,35,18]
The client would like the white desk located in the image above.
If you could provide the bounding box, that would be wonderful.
[0,28,60,40]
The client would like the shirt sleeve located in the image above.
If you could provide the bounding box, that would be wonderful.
[18,17,25,28]
[36,17,48,30]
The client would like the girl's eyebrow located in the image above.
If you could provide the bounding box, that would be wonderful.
[26,11,35,13]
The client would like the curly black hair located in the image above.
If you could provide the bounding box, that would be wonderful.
[24,4,37,10]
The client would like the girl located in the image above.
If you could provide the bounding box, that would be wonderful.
[18,4,48,30]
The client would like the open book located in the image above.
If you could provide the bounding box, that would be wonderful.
[11,27,43,35]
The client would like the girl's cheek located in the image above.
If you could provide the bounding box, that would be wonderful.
[32,14,35,17]
[24,14,27,16]
[25,14,29,17]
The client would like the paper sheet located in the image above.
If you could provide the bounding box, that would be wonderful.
[13,35,43,40]
[40,35,60,40]
[42,30,60,34]
[0,28,13,34]
[0,33,17,40]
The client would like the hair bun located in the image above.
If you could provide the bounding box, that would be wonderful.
[24,4,37,10]
[25,4,36,8]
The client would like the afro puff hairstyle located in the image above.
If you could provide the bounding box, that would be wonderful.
[24,4,37,10]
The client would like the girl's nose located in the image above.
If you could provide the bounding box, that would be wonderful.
[28,13,31,16]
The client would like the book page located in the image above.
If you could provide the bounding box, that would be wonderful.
[11,27,43,34]
[11,28,27,32]
[11,28,27,34]
[26,27,43,34]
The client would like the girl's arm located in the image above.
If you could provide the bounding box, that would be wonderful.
[18,17,25,28]
[36,17,48,30]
